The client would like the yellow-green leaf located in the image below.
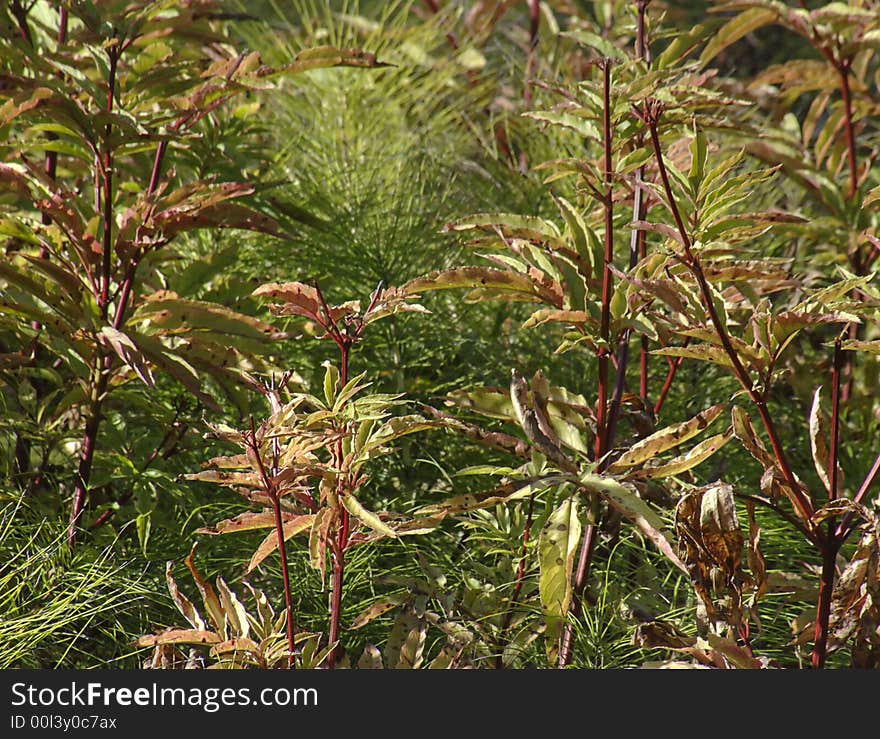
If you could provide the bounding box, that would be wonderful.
[538,495,581,660]
[342,493,398,539]
[609,403,727,470]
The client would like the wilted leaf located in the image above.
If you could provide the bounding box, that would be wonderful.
[357,644,384,669]
[165,562,204,631]
[351,594,408,629]
[98,326,155,386]
[699,483,744,576]
[196,511,276,535]
[216,578,250,639]
[183,549,226,636]
[137,629,222,647]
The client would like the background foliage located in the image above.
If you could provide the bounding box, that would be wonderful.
[1,0,878,669]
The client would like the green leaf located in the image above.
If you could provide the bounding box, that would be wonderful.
[699,8,778,67]
[538,495,582,661]
[135,512,151,556]
[523,110,601,142]
[689,124,708,188]
[840,340,880,355]
[562,30,628,62]
[323,362,339,408]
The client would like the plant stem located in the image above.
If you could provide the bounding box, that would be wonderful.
[811,534,839,668]
[837,60,858,201]
[829,336,842,501]
[98,48,119,318]
[248,421,297,667]
[518,0,540,172]
[808,338,845,668]
[558,522,596,668]
[326,314,351,669]
[9,0,33,45]
[559,59,614,669]
[596,60,614,463]
[635,0,652,405]
[836,57,860,403]
[68,360,108,545]
[68,45,120,546]
[642,106,817,535]
[653,342,688,417]
[495,492,536,669]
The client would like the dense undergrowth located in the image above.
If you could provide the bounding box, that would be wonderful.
[1,0,878,669]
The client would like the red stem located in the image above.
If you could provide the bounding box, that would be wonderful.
[327,335,351,669]
[811,536,839,668]
[249,421,297,667]
[559,62,614,669]
[643,108,817,536]
[837,60,858,201]
[68,361,107,545]
[68,45,120,546]
[559,522,596,668]
[634,1,651,403]
[9,1,33,45]
[99,49,119,318]
[595,60,614,462]
[809,338,844,668]
[495,493,536,669]
[653,342,689,417]
[829,337,842,501]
